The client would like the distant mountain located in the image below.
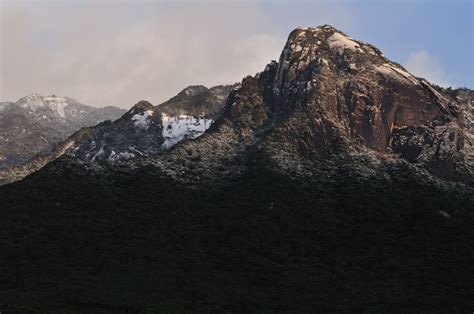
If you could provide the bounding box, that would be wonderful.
[1,25,473,313]
[0,94,125,169]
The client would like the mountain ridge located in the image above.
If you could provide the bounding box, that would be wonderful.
[2,25,471,185]
[0,84,238,185]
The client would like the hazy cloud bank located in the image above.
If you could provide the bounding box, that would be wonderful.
[1,2,283,107]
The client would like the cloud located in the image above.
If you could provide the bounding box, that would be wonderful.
[404,50,451,87]
[0,2,284,108]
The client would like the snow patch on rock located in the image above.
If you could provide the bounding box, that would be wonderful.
[375,64,420,86]
[43,96,68,118]
[161,114,213,149]
[108,150,135,161]
[91,146,105,161]
[17,94,70,118]
[132,110,153,130]
[18,94,45,111]
[328,32,362,54]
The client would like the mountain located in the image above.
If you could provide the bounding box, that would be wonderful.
[0,85,237,185]
[0,94,125,169]
[68,84,237,162]
[0,25,473,313]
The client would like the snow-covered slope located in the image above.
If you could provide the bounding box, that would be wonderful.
[161,114,214,148]
[13,94,124,125]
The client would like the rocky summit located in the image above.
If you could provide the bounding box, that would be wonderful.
[264,25,472,182]
[0,25,473,313]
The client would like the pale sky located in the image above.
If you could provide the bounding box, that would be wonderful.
[1,0,472,108]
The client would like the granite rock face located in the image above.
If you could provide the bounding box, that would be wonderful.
[264,26,469,180]
[215,25,472,184]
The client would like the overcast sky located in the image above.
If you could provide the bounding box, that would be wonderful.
[1,0,472,108]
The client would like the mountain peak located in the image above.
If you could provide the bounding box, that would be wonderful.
[20,93,41,100]
[128,100,155,114]
[17,93,44,106]
[284,24,381,58]
[179,85,209,97]
[292,24,341,35]
[219,25,471,183]
[19,93,70,102]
